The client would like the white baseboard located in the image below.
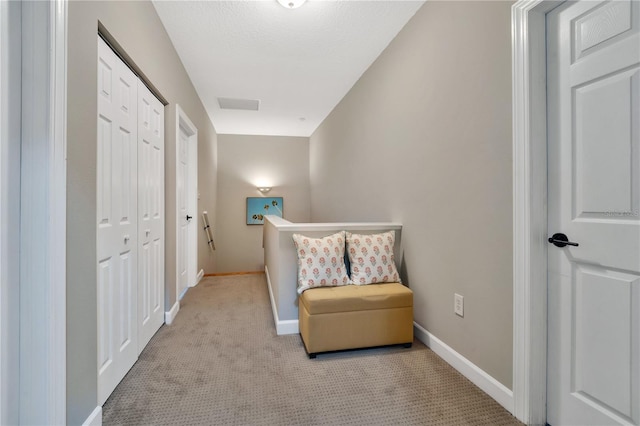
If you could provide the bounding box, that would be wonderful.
[276,319,299,335]
[82,406,102,426]
[265,266,299,335]
[195,269,204,286]
[413,322,514,414]
[165,301,180,325]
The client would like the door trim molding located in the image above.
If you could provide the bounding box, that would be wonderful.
[0,1,20,424]
[175,105,198,303]
[0,1,5,420]
[512,1,563,423]
[19,0,67,423]
[49,2,68,422]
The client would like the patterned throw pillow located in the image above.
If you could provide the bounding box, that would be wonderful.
[346,231,401,285]
[292,231,351,294]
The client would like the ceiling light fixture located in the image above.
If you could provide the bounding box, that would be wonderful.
[277,0,306,9]
[257,187,272,194]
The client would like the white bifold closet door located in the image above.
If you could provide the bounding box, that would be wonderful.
[137,80,165,352]
[97,37,139,405]
[97,37,165,405]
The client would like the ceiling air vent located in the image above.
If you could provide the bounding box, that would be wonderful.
[217,97,260,111]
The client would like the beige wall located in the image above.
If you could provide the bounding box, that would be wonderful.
[215,135,310,273]
[198,116,218,274]
[67,1,217,423]
[310,1,514,387]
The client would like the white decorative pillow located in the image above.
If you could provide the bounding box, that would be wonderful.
[292,231,351,294]
[346,231,401,285]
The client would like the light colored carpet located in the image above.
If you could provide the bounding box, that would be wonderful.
[102,274,522,426]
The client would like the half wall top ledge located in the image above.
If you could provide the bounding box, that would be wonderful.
[263,215,403,335]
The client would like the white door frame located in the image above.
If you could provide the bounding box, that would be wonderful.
[175,104,198,304]
[0,1,21,424]
[48,2,67,421]
[15,0,67,424]
[512,1,564,424]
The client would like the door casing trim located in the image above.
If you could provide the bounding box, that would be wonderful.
[18,1,67,423]
[512,1,564,423]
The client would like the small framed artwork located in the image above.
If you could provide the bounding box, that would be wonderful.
[246,197,283,225]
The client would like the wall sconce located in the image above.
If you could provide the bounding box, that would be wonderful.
[277,0,306,9]
[257,187,272,194]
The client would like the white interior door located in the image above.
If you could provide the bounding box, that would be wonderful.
[188,122,198,290]
[175,107,198,305]
[547,1,640,424]
[97,37,139,405]
[177,124,189,299]
[137,80,165,352]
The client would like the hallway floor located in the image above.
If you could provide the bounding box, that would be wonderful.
[103,274,522,425]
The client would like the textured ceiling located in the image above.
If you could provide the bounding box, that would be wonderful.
[152,0,424,137]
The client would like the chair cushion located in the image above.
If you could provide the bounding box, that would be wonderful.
[299,282,412,315]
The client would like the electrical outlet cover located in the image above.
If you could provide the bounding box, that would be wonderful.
[454,293,464,317]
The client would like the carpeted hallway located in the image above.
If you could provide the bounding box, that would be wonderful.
[102,274,522,425]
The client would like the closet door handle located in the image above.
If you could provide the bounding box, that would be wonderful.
[186,215,192,221]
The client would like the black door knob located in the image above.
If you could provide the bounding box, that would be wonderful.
[548,233,579,248]
[186,215,192,221]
